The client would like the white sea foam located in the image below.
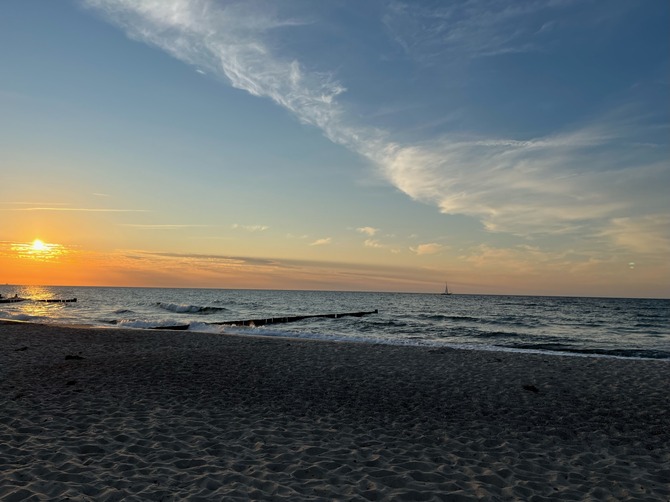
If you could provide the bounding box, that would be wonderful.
[157,302,226,314]
[157,302,202,313]
[0,311,46,323]
[187,322,225,334]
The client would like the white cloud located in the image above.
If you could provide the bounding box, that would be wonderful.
[373,116,670,237]
[309,237,332,246]
[357,226,379,236]
[232,224,269,232]
[364,239,384,248]
[410,243,442,255]
[84,0,349,144]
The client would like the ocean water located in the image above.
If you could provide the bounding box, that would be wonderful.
[1,285,669,360]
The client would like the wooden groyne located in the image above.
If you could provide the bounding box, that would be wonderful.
[149,309,378,331]
[213,309,379,327]
[34,298,77,303]
[0,297,77,304]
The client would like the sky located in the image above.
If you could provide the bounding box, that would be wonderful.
[1,0,668,297]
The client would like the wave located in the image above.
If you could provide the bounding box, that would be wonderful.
[105,319,190,330]
[422,314,480,322]
[423,313,549,329]
[156,302,228,314]
[470,330,517,339]
[506,342,670,360]
[0,311,48,323]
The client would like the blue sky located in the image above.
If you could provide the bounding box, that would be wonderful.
[1,0,668,296]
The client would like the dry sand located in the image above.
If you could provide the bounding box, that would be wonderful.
[1,320,668,501]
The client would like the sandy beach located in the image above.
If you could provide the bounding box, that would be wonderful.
[1,321,668,501]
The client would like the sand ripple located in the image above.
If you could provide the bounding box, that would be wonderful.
[1,322,669,500]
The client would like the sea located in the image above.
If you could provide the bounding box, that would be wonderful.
[1,285,669,360]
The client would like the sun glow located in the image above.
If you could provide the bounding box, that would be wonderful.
[11,239,68,261]
[32,239,47,251]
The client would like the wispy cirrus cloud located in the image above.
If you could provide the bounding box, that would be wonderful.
[9,207,148,212]
[599,214,670,255]
[1,201,72,207]
[120,224,213,229]
[374,121,664,234]
[232,224,270,232]
[84,0,350,144]
[383,0,551,61]
[83,0,668,246]
[114,250,459,291]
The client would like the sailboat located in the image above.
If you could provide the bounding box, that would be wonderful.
[441,282,452,295]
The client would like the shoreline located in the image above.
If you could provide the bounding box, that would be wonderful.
[2,318,668,362]
[2,321,669,500]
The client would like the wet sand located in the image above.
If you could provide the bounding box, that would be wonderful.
[1,321,668,500]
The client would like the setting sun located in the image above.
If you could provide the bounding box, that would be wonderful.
[8,239,69,264]
[32,239,47,251]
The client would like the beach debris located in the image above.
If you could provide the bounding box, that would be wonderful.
[64,354,84,360]
[522,384,539,393]
[149,324,190,330]
[66,380,77,386]
[14,346,29,352]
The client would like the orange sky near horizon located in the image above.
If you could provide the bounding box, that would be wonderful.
[2,238,667,298]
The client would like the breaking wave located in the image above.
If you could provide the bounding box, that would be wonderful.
[156,302,228,314]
